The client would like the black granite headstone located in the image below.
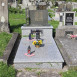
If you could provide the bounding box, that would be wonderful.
[65,13,74,25]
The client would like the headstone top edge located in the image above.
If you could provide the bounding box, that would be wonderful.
[64,11,75,13]
[21,25,53,29]
[58,26,77,29]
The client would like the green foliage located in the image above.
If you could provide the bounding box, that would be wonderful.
[75,13,77,17]
[48,9,55,18]
[75,22,77,25]
[48,9,54,12]
[9,7,25,14]
[0,62,16,77]
[73,9,77,12]
[49,13,54,18]
[48,20,59,29]
[61,69,77,77]
[0,32,12,57]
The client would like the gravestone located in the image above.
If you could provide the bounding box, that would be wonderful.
[64,12,75,26]
[58,3,65,12]
[72,2,77,9]
[37,2,47,10]
[0,0,10,32]
[56,12,77,37]
[66,3,72,11]
[29,10,48,26]
[14,1,64,69]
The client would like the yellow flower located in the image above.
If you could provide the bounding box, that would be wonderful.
[38,40,42,45]
[32,41,36,45]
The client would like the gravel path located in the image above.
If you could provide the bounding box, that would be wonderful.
[16,67,68,77]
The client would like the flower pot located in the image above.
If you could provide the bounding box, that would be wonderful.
[35,45,40,48]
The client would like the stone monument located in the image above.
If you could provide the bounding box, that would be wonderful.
[37,2,47,10]
[14,1,64,69]
[64,12,75,26]
[56,11,77,37]
[66,3,72,11]
[29,10,48,26]
[0,0,10,32]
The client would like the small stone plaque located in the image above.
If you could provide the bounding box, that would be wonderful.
[65,13,74,25]
[35,12,43,21]
[65,31,73,36]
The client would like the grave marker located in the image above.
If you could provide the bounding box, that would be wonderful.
[29,10,48,26]
[64,12,75,26]
[0,0,10,32]
[14,1,64,69]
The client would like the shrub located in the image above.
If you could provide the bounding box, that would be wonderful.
[49,13,54,18]
[73,9,77,12]
[9,7,25,14]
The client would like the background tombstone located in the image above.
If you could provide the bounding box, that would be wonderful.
[58,3,65,12]
[56,11,76,37]
[0,0,10,32]
[72,2,77,9]
[64,12,75,26]
[37,2,47,10]
[66,3,72,11]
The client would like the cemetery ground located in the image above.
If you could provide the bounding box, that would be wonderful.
[0,10,77,77]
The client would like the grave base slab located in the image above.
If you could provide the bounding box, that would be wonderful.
[14,26,64,69]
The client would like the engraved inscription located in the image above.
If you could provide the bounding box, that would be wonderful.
[65,13,74,25]
[35,12,43,21]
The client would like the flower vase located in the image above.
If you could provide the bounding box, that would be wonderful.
[35,45,40,48]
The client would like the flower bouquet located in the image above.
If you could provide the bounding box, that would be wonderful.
[32,40,42,48]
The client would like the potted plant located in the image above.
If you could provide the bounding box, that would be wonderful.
[32,40,42,48]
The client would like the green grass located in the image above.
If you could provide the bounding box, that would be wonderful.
[9,13,26,33]
[61,69,77,77]
[0,62,16,77]
[75,13,77,17]
[75,22,77,25]
[9,13,26,19]
[48,20,59,37]
[48,20,59,29]
[0,32,12,57]
[25,67,39,72]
